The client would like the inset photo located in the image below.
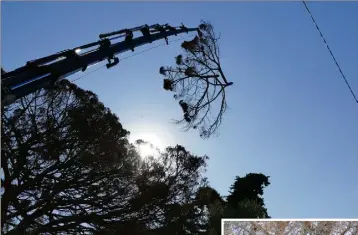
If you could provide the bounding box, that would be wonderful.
[223,220,358,235]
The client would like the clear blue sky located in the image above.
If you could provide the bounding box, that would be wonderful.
[2,2,358,219]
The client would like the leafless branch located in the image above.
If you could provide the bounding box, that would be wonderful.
[159,21,233,138]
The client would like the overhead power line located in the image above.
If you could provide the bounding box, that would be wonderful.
[302,1,358,104]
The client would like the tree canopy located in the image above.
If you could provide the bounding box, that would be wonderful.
[1,80,269,235]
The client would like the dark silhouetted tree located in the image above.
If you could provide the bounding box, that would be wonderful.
[1,80,141,234]
[159,21,234,139]
[1,82,210,235]
[197,174,271,235]
[1,78,270,235]
[226,173,271,218]
[98,145,210,235]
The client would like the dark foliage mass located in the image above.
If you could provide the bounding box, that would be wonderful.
[160,21,233,139]
[226,173,271,218]
[200,174,271,235]
[1,80,269,235]
[1,80,135,234]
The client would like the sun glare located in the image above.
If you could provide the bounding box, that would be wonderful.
[129,132,165,158]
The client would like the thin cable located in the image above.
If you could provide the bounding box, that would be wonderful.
[71,65,107,82]
[70,34,193,83]
[302,1,358,104]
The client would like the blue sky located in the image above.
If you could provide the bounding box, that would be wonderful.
[2,2,358,219]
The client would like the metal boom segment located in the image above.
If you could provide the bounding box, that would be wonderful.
[1,23,198,106]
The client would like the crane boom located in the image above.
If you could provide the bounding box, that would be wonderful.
[1,23,198,107]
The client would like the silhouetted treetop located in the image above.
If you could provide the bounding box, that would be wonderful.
[159,21,234,139]
[1,80,138,234]
[226,173,271,218]
[2,78,272,235]
[1,84,211,234]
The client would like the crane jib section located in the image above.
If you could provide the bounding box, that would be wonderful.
[1,23,198,106]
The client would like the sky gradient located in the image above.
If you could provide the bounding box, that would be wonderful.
[2,2,358,218]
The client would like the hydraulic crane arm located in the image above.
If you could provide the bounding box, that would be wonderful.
[1,23,198,107]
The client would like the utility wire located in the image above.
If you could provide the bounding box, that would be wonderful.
[71,65,106,82]
[302,1,358,104]
[70,34,193,83]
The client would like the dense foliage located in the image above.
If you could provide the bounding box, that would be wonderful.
[1,80,269,235]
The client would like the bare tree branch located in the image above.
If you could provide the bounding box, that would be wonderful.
[159,21,233,138]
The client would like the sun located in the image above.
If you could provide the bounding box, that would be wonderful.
[137,143,157,158]
[129,132,165,158]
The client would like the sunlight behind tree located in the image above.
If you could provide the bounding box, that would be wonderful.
[129,132,164,158]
